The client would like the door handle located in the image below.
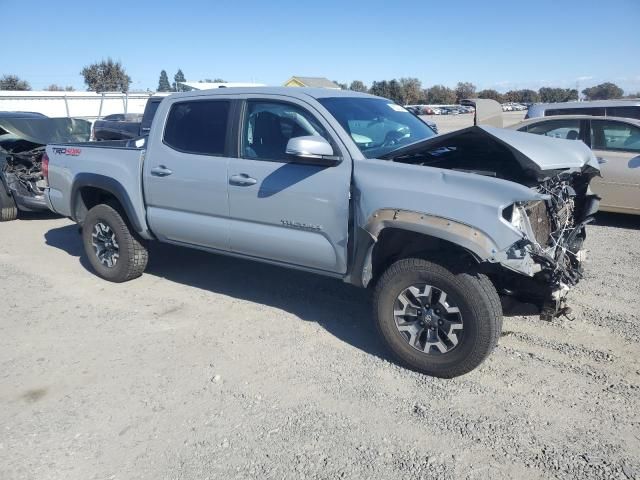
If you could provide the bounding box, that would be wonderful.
[151,165,173,177]
[229,173,257,186]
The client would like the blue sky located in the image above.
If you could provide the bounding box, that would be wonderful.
[2,0,639,93]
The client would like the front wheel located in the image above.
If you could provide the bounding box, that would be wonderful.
[373,258,502,378]
[82,204,148,282]
[0,183,18,222]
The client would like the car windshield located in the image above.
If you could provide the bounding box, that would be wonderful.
[318,97,437,158]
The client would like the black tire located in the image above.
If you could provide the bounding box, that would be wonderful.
[82,204,148,282]
[373,258,502,378]
[0,183,18,222]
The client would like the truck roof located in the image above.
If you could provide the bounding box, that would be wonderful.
[167,86,376,101]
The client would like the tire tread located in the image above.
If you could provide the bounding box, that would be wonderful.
[373,257,502,378]
[0,185,18,222]
[83,204,148,282]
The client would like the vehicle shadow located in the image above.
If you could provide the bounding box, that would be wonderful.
[594,211,640,230]
[44,225,388,363]
[17,210,61,221]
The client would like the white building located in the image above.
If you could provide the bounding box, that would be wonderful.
[0,90,167,121]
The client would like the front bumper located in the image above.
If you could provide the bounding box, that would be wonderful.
[496,187,600,320]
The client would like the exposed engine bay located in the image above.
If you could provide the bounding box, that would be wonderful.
[383,125,600,319]
[498,171,599,319]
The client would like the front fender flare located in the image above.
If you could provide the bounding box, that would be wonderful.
[347,209,500,287]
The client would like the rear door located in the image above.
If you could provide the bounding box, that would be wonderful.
[589,119,640,212]
[227,96,352,273]
[143,97,235,250]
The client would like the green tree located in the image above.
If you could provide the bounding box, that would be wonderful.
[157,70,172,92]
[581,82,624,100]
[454,81,476,102]
[173,69,187,92]
[81,58,131,92]
[477,89,503,103]
[333,80,348,90]
[369,80,391,99]
[0,74,31,90]
[504,89,539,104]
[399,77,423,105]
[387,79,404,104]
[424,85,456,104]
[538,87,578,103]
[348,80,368,93]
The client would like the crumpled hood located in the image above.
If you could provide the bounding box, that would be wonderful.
[381,125,600,175]
[0,117,91,151]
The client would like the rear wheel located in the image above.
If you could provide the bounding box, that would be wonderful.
[373,258,502,378]
[82,204,148,282]
[0,183,18,222]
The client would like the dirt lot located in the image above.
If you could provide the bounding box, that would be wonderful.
[1,126,639,479]
[423,110,527,134]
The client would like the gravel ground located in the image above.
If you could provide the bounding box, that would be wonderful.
[422,110,527,134]
[1,209,639,480]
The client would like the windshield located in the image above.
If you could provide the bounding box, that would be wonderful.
[318,97,437,158]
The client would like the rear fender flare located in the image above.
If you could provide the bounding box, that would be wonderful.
[70,173,142,233]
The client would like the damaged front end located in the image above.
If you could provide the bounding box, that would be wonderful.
[0,116,90,212]
[381,125,601,320]
[1,146,48,211]
[495,167,600,319]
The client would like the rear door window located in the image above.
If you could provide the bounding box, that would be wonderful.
[524,119,582,140]
[590,120,640,152]
[163,100,230,155]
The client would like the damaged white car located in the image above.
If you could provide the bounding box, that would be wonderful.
[0,112,90,221]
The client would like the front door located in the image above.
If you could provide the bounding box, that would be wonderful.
[589,119,640,213]
[143,98,233,250]
[227,98,351,273]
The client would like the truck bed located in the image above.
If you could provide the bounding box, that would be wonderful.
[45,141,151,237]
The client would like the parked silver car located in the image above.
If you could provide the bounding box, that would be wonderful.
[526,100,640,120]
[512,115,640,215]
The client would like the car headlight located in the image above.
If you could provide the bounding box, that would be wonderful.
[503,202,535,239]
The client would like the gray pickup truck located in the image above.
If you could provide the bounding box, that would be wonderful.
[44,88,600,377]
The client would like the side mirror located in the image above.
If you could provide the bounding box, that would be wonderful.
[285,136,341,166]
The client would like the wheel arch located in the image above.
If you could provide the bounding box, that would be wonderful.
[70,173,142,233]
[347,209,500,288]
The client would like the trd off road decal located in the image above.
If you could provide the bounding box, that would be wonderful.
[51,147,82,156]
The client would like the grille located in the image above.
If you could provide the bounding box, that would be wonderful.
[524,201,552,246]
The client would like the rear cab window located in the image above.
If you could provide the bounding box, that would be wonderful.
[141,99,163,132]
[163,100,230,155]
